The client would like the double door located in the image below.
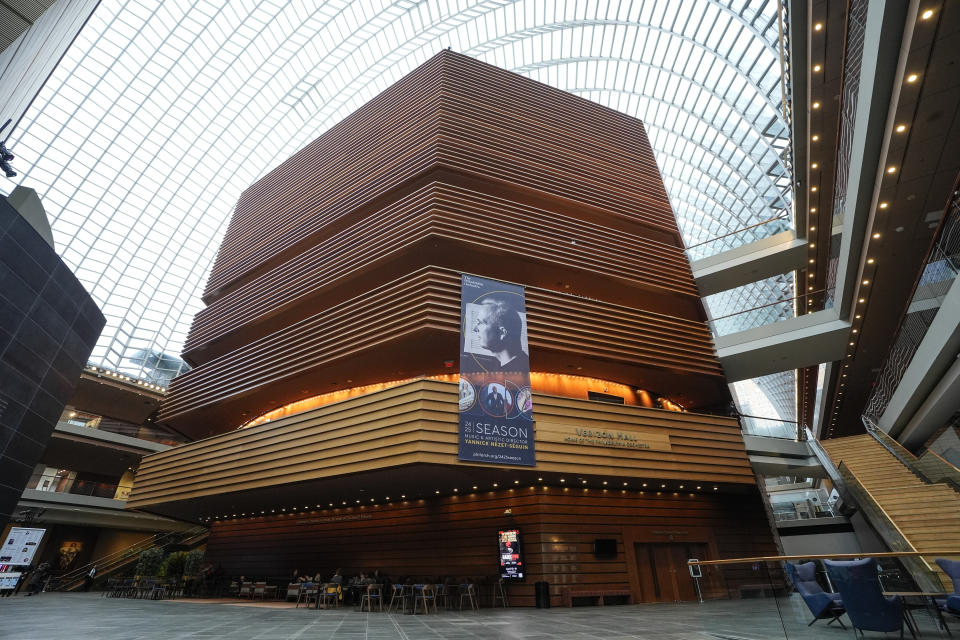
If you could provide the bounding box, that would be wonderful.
[633,542,708,603]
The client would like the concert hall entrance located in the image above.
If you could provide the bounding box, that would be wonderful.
[633,541,708,603]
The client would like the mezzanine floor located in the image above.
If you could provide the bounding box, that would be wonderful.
[0,592,952,639]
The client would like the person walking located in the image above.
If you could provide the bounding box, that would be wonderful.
[83,565,97,591]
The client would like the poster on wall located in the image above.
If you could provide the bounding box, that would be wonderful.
[458,274,535,466]
[498,529,524,580]
[57,541,83,570]
[1,527,45,566]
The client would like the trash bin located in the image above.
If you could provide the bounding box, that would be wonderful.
[534,581,550,608]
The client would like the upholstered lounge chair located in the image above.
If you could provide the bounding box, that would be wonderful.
[935,558,960,617]
[785,561,846,628]
[825,558,915,639]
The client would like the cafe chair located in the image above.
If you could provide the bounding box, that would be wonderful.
[459,583,478,611]
[414,583,437,614]
[296,582,318,608]
[825,558,915,639]
[785,562,845,628]
[319,583,341,609]
[238,581,253,598]
[935,558,960,616]
[494,579,509,608]
[285,583,301,601]
[360,583,382,611]
[387,584,404,612]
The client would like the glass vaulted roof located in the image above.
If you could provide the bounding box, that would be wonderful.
[0,0,795,398]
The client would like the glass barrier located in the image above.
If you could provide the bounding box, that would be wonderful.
[59,409,187,446]
[686,216,793,262]
[688,550,959,639]
[706,288,826,337]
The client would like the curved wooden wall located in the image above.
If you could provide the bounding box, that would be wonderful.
[131,380,750,512]
[206,52,677,300]
[202,488,775,607]
[185,182,697,363]
[162,50,727,440]
[161,269,724,435]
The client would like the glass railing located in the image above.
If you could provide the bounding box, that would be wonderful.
[706,287,826,337]
[685,216,793,262]
[741,416,799,440]
[685,550,959,639]
[59,410,187,447]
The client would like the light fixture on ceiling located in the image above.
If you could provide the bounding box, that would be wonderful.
[921,9,934,20]
[907,74,918,83]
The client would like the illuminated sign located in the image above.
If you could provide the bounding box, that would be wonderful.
[498,528,524,580]
[1,527,45,566]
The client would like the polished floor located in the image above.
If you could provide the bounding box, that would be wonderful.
[0,592,952,639]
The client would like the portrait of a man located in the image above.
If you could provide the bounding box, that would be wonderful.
[469,295,530,372]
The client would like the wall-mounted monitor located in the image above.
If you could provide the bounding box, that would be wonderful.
[594,538,617,557]
[498,529,524,580]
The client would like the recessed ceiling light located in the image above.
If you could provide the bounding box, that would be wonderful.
[812,101,820,109]
[811,162,819,169]
[921,9,934,20]
[907,74,918,83]
[813,64,822,72]
[812,134,820,141]
[895,124,906,133]
[873,233,881,239]
[887,166,897,174]
[867,258,875,264]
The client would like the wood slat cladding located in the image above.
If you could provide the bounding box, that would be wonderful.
[184,181,699,364]
[184,183,699,364]
[205,51,680,300]
[160,269,724,434]
[201,487,775,607]
[129,380,750,512]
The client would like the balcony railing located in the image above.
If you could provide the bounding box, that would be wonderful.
[862,183,960,425]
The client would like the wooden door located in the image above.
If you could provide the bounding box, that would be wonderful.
[633,542,707,602]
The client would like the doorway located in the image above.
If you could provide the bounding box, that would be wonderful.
[633,542,708,602]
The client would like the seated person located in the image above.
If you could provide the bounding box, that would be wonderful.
[329,568,343,585]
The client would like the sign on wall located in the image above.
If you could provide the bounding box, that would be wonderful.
[458,274,535,466]
[1,527,45,566]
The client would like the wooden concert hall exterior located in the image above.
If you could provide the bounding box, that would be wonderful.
[127,51,776,606]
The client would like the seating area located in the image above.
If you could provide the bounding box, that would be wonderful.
[215,576,510,615]
[102,577,185,600]
[778,555,960,639]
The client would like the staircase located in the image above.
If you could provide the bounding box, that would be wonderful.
[821,434,960,586]
[55,525,209,592]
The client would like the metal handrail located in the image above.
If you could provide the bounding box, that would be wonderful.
[863,418,960,496]
[55,525,208,590]
[689,549,960,566]
[804,427,856,516]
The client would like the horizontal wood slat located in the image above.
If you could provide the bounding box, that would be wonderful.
[185,182,698,362]
[160,268,723,432]
[130,380,750,510]
[206,51,681,300]
[199,487,775,607]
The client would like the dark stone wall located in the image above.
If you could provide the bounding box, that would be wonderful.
[0,195,104,523]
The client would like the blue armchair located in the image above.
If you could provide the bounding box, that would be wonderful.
[785,561,846,628]
[935,558,960,616]
[825,558,914,639]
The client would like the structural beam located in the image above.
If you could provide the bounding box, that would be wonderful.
[880,277,960,442]
[716,309,850,382]
[692,230,807,296]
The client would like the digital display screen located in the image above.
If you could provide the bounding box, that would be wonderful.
[498,529,524,580]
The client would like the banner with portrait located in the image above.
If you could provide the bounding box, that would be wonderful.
[458,274,535,466]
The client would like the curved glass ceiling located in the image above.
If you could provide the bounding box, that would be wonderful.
[0,0,793,382]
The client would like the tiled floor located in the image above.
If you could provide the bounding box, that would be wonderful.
[0,593,952,639]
